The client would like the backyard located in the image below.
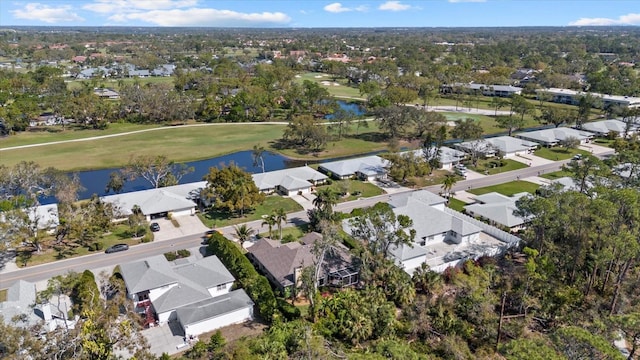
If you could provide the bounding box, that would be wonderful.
[467,180,540,196]
[198,195,303,228]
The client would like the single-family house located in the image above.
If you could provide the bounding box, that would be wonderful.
[119,255,253,337]
[455,139,498,158]
[28,203,60,234]
[93,88,120,99]
[318,155,389,181]
[252,166,328,196]
[516,127,594,147]
[581,119,636,137]
[484,136,539,158]
[345,190,520,274]
[152,64,176,77]
[441,83,522,97]
[464,192,530,230]
[0,280,75,331]
[247,232,359,292]
[102,181,206,220]
[402,147,467,170]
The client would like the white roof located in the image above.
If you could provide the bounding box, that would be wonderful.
[404,147,466,165]
[581,120,633,134]
[456,139,498,155]
[517,127,594,145]
[537,88,640,107]
[102,181,206,215]
[28,203,59,229]
[252,166,327,192]
[485,136,539,154]
[464,192,530,228]
[319,155,389,177]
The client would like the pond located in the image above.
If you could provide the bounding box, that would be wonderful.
[324,100,366,119]
[40,150,293,204]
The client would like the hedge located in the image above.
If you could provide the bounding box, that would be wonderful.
[207,232,277,323]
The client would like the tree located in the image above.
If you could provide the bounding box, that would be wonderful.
[576,94,601,128]
[510,95,534,123]
[384,152,430,184]
[252,144,267,173]
[261,213,277,239]
[122,154,194,189]
[559,136,580,153]
[451,118,483,141]
[202,163,265,217]
[282,114,328,153]
[327,108,354,140]
[234,224,255,248]
[441,174,458,198]
[274,207,287,241]
[349,202,415,257]
[491,97,508,116]
[495,114,526,137]
[539,106,571,128]
[104,171,126,194]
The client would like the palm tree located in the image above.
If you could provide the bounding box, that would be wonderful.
[261,214,277,239]
[313,187,339,215]
[274,208,287,241]
[234,224,255,248]
[441,174,458,198]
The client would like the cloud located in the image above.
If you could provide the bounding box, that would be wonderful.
[323,2,367,13]
[569,13,640,26]
[448,0,486,2]
[378,1,411,11]
[10,2,85,23]
[108,8,291,27]
[83,0,198,13]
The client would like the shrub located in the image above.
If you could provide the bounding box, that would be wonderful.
[281,234,296,244]
[277,298,301,321]
[207,232,277,322]
[164,252,177,261]
[177,249,191,258]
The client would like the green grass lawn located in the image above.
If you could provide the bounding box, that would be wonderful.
[447,198,467,212]
[469,158,528,175]
[198,195,303,228]
[17,224,148,268]
[592,138,616,147]
[540,170,573,180]
[295,72,362,99]
[259,224,309,240]
[534,146,590,161]
[468,180,540,196]
[318,179,384,202]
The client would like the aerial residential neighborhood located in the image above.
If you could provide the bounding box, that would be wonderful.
[1,1,640,358]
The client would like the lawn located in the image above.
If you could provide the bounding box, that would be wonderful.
[295,72,362,99]
[259,224,309,240]
[540,170,573,180]
[592,138,616,147]
[0,289,6,302]
[1,123,286,171]
[16,224,149,268]
[198,195,303,228]
[534,146,590,161]
[0,122,163,148]
[468,180,540,196]
[469,158,528,175]
[447,198,467,212]
[320,179,385,202]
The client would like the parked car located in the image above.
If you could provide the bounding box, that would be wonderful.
[150,222,160,232]
[455,168,467,176]
[204,229,223,238]
[105,244,129,254]
[572,154,583,161]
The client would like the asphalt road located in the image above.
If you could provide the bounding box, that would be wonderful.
[0,150,614,289]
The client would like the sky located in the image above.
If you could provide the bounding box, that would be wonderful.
[1,0,639,28]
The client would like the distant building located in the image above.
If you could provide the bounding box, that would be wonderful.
[536,88,640,109]
[318,155,389,181]
[252,166,328,196]
[441,83,522,97]
[516,127,594,147]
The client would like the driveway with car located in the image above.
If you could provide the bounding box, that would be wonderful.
[151,215,210,242]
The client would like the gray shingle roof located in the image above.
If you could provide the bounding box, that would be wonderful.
[581,120,632,135]
[176,289,253,327]
[464,192,530,228]
[517,127,594,145]
[394,196,481,237]
[485,136,539,154]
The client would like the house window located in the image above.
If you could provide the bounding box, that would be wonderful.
[217,283,226,291]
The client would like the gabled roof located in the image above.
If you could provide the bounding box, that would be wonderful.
[394,195,481,237]
[389,190,447,208]
[176,289,253,326]
[456,139,498,155]
[120,256,177,294]
[0,280,39,326]
[319,155,389,177]
[28,203,59,229]
[102,181,206,215]
[439,146,467,164]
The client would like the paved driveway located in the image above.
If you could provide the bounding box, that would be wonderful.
[509,154,554,166]
[152,215,210,242]
[580,143,615,155]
